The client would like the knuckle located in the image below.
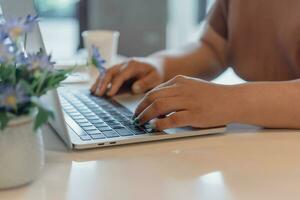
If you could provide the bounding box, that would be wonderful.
[106,67,115,74]
[114,74,124,83]
[142,77,151,85]
[174,75,186,82]
[103,74,112,82]
[145,91,157,102]
[102,75,111,83]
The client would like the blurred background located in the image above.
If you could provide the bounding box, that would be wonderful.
[35,0,216,60]
[0,0,242,84]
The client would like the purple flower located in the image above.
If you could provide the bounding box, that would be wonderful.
[0,42,15,64]
[0,32,8,42]
[0,15,38,41]
[0,84,29,111]
[91,45,106,76]
[20,53,55,71]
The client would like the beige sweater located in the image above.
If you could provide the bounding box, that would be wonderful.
[208,0,300,81]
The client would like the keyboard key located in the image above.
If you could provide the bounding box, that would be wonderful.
[76,106,87,110]
[133,130,147,135]
[90,134,106,140]
[89,119,104,124]
[86,116,99,120]
[65,108,77,113]
[80,110,91,114]
[97,126,113,131]
[69,113,82,117]
[94,122,106,127]
[88,105,99,109]
[95,111,106,115]
[102,116,113,121]
[72,115,85,120]
[78,122,92,127]
[106,121,120,126]
[104,119,118,123]
[102,130,119,138]
[82,126,97,131]
[75,119,89,123]
[83,113,97,117]
[86,129,102,135]
[77,131,88,136]
[110,125,125,129]
[128,125,147,135]
[80,135,92,141]
[115,128,134,136]
[94,108,104,111]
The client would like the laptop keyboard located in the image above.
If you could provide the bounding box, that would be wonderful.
[59,91,154,141]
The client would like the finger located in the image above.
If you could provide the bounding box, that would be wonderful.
[94,67,119,96]
[90,76,101,92]
[131,74,181,96]
[136,96,187,124]
[154,74,187,90]
[151,111,191,131]
[107,64,142,96]
[90,69,109,92]
[134,85,182,117]
[131,71,161,94]
[133,74,187,113]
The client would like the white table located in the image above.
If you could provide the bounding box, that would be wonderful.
[1,70,300,200]
[1,124,300,200]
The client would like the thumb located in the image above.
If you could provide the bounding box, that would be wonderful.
[132,72,160,94]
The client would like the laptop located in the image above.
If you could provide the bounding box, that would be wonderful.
[0,0,226,150]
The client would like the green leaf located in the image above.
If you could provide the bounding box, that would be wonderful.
[0,65,16,84]
[34,105,53,131]
[18,79,34,95]
[0,112,9,130]
[35,70,49,96]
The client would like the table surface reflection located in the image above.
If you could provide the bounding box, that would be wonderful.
[1,123,300,200]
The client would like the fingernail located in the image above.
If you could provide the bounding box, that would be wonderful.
[107,92,112,96]
[132,84,142,94]
[95,88,101,96]
[150,122,156,130]
[106,90,112,96]
[133,118,140,126]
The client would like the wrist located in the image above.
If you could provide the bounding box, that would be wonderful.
[146,55,168,81]
[223,84,249,124]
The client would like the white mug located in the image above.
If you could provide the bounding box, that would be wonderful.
[82,30,120,68]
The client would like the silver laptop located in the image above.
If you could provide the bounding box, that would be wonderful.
[0,0,226,150]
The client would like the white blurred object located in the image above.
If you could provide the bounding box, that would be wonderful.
[82,30,120,68]
[212,68,246,85]
[62,72,91,84]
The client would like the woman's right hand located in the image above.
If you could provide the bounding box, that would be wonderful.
[90,58,164,97]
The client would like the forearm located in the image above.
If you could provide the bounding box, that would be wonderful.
[149,25,228,81]
[230,81,300,129]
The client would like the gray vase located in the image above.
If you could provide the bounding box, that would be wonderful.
[0,116,45,189]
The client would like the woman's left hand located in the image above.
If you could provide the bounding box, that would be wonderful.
[134,75,238,131]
